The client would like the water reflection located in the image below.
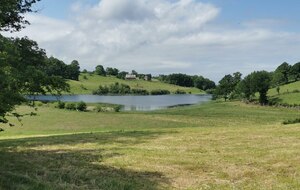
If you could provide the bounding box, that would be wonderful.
[28,94,212,111]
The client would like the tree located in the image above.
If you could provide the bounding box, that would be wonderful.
[0,0,40,32]
[272,71,285,87]
[0,35,69,125]
[236,75,253,100]
[167,73,194,87]
[66,60,80,81]
[215,74,235,101]
[131,70,138,75]
[117,71,128,79]
[0,0,69,127]
[251,71,271,104]
[106,67,119,76]
[194,76,216,90]
[239,71,271,105]
[95,65,106,76]
[290,62,300,82]
[274,62,291,84]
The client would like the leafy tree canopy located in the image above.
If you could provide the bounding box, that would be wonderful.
[0,0,40,32]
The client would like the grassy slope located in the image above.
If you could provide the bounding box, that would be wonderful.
[268,81,300,104]
[68,73,202,94]
[1,102,300,189]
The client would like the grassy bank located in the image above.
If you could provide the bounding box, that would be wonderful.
[268,81,300,104]
[1,102,300,189]
[68,73,202,94]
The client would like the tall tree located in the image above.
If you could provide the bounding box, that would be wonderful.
[290,62,300,82]
[0,0,69,126]
[274,62,291,84]
[95,65,106,76]
[239,71,271,105]
[66,60,80,81]
[215,74,235,101]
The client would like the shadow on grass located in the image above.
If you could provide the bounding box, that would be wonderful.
[0,131,172,190]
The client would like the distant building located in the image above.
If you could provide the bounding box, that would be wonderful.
[125,74,137,80]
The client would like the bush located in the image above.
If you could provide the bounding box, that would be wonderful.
[77,101,87,111]
[283,118,300,125]
[65,103,76,110]
[150,89,170,95]
[93,85,109,95]
[95,105,106,112]
[174,89,186,94]
[114,105,122,112]
[57,101,65,109]
[131,89,149,95]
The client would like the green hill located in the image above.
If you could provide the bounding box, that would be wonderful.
[68,73,203,94]
[268,81,300,104]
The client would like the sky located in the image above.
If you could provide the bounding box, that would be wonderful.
[4,0,300,81]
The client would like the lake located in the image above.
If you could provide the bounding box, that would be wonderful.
[28,94,212,111]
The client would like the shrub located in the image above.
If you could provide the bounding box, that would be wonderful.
[174,89,186,94]
[150,89,170,95]
[93,85,109,95]
[114,105,122,112]
[77,101,87,112]
[65,103,76,110]
[95,105,106,112]
[57,101,65,109]
[283,118,300,125]
[131,89,149,95]
[37,102,44,107]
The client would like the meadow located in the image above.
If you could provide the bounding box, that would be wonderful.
[1,101,300,189]
[268,81,300,104]
[68,73,202,95]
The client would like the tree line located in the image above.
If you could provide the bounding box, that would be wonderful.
[158,74,216,91]
[93,65,152,81]
[214,62,300,105]
[92,82,172,95]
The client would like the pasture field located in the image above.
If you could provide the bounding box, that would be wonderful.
[268,81,300,104]
[68,73,202,94]
[1,102,300,189]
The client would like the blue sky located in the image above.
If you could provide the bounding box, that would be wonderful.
[8,0,300,81]
[38,0,300,29]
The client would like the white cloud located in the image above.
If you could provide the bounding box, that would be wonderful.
[3,0,300,81]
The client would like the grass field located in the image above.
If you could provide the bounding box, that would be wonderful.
[268,81,300,104]
[1,102,300,189]
[68,73,202,94]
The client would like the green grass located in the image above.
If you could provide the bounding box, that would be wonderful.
[68,73,202,94]
[268,81,300,96]
[1,102,300,189]
[268,81,300,104]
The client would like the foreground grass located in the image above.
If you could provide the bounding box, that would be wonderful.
[68,73,202,94]
[1,102,300,189]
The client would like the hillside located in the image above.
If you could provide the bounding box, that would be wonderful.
[268,81,300,104]
[68,73,203,94]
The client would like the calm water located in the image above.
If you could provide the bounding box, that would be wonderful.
[29,94,211,111]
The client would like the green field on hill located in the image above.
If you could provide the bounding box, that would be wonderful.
[68,73,202,94]
[268,81,300,104]
[1,102,300,189]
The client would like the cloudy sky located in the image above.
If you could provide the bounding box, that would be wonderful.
[4,0,300,81]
